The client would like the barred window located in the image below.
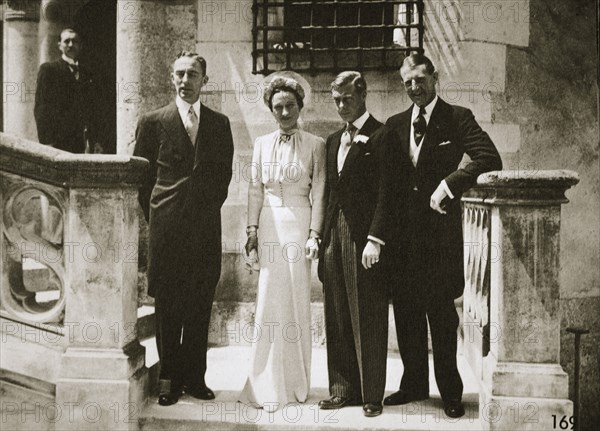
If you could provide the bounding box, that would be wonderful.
[252,0,424,75]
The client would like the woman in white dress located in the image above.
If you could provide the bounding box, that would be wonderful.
[240,76,326,411]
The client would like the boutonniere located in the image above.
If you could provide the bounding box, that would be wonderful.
[353,134,369,144]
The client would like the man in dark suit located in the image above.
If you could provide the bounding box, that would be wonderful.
[317,71,393,417]
[134,51,234,406]
[381,53,502,418]
[34,28,99,153]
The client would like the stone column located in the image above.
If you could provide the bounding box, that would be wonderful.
[116,0,142,155]
[116,0,198,155]
[462,170,579,431]
[2,1,40,140]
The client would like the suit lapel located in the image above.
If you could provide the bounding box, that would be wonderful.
[160,103,194,154]
[335,114,381,180]
[398,110,412,156]
[329,128,344,180]
[194,104,212,169]
[58,59,77,83]
[339,131,359,179]
[360,114,380,136]
[339,115,381,181]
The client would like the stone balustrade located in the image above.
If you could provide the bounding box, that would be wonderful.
[462,170,579,431]
[0,133,148,430]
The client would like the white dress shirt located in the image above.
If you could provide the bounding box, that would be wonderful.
[175,96,201,137]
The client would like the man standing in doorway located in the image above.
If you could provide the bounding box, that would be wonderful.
[34,28,100,153]
[382,53,502,418]
[134,51,234,406]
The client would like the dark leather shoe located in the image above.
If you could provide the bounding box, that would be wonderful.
[318,396,361,410]
[158,379,182,406]
[158,391,180,406]
[363,402,383,417]
[187,385,216,400]
[383,389,429,406]
[444,399,465,418]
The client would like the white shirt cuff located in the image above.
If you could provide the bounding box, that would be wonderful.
[367,235,385,246]
[441,180,455,199]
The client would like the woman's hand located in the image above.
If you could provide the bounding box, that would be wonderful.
[244,232,260,273]
[245,235,258,256]
[305,235,320,260]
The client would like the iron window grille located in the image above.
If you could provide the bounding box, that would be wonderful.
[252,0,424,75]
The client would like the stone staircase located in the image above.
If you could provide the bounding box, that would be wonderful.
[137,345,483,431]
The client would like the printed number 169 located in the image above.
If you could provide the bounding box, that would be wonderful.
[552,415,574,429]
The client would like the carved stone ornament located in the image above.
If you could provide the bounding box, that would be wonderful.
[1,180,66,324]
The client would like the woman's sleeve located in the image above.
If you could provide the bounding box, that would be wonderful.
[247,137,264,227]
[309,136,326,235]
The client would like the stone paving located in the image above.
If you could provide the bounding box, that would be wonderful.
[139,345,483,430]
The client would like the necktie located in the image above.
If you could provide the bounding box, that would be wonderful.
[70,64,79,80]
[337,123,357,174]
[184,106,198,145]
[413,107,427,146]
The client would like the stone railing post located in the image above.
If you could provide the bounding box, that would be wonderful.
[0,134,148,430]
[462,170,579,431]
[56,174,147,429]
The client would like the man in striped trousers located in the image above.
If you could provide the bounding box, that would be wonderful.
[317,71,409,417]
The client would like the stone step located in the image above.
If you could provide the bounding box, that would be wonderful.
[139,346,482,431]
[137,305,156,341]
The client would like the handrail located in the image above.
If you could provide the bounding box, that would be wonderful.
[0,133,147,188]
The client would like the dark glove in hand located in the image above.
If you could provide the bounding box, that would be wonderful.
[245,235,258,256]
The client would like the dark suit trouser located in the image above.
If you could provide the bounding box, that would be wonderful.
[155,271,217,389]
[323,210,388,403]
[391,191,463,401]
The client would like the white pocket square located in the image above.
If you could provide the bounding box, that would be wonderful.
[439,140,452,146]
[364,152,372,156]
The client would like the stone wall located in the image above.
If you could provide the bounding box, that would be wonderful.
[493,1,598,427]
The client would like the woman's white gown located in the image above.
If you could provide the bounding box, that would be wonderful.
[239,129,326,411]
